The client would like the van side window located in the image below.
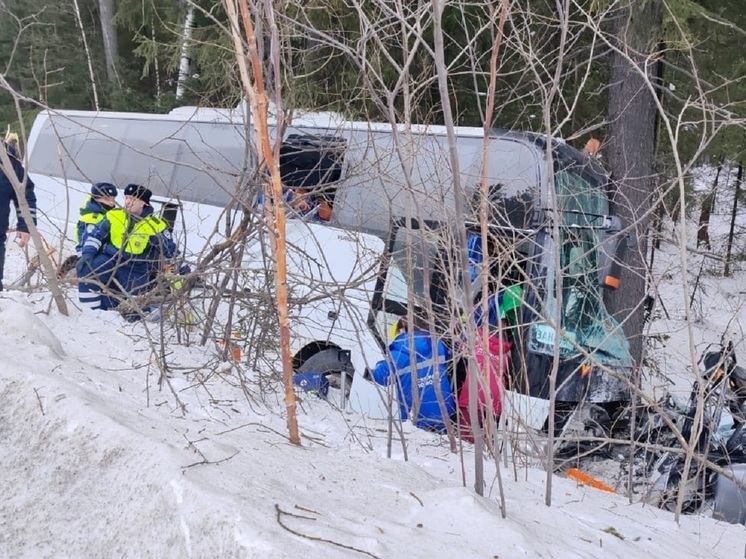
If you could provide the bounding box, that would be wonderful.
[471,183,534,230]
[280,134,347,205]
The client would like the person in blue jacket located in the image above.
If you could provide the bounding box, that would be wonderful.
[474,284,524,331]
[77,183,176,311]
[467,232,483,283]
[75,182,118,256]
[0,136,36,291]
[372,316,455,432]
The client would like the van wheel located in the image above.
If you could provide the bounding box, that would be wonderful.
[298,349,354,404]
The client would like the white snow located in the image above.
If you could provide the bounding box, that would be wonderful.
[2,204,746,558]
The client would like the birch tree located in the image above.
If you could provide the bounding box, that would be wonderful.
[224,0,300,445]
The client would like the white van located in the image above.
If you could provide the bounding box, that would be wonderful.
[25,105,634,430]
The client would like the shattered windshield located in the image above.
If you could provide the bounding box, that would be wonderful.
[529,169,632,367]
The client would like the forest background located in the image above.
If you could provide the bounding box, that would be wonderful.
[1,0,744,157]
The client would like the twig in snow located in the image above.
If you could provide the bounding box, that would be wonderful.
[181,434,240,470]
[181,450,240,470]
[274,504,380,559]
[33,387,45,415]
[294,504,320,516]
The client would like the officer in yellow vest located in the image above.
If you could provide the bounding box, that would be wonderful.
[75,182,117,256]
[77,184,176,311]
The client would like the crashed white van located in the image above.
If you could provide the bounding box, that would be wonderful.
[26,104,633,430]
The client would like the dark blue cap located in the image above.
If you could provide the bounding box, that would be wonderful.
[124,183,152,204]
[91,182,118,198]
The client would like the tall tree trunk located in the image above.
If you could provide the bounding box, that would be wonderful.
[604,0,662,367]
[724,163,742,277]
[431,0,483,493]
[476,0,510,518]
[697,161,721,250]
[224,0,300,445]
[98,0,120,84]
[73,0,100,110]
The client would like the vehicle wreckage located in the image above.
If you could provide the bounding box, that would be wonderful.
[554,341,746,525]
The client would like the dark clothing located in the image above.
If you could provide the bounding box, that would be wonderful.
[0,143,37,289]
[372,331,455,432]
[78,254,121,310]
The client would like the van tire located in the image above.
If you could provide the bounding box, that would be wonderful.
[298,349,354,396]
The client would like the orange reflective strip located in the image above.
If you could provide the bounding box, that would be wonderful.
[604,275,620,289]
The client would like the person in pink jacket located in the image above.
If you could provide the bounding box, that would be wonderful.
[457,327,512,441]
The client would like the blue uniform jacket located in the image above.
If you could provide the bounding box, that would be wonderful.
[0,143,37,234]
[467,233,483,283]
[76,197,111,254]
[81,205,177,292]
[372,331,455,431]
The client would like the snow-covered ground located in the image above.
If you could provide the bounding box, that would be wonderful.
[2,181,746,558]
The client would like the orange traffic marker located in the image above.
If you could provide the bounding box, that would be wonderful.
[567,468,616,494]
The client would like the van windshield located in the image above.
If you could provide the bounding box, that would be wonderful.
[554,167,609,224]
[529,169,632,367]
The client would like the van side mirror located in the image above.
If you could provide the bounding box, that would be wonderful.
[160,202,180,233]
[598,216,626,290]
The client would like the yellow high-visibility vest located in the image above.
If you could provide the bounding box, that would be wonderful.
[75,197,106,245]
[107,209,166,255]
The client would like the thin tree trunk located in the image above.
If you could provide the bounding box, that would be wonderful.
[224,0,300,445]
[697,161,721,250]
[431,0,484,495]
[98,0,120,84]
[541,0,571,509]
[176,5,195,100]
[152,20,162,107]
[72,0,100,110]
[476,0,510,517]
[724,163,742,277]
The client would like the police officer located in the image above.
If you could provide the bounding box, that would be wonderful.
[75,182,118,256]
[77,183,176,311]
[0,137,36,291]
